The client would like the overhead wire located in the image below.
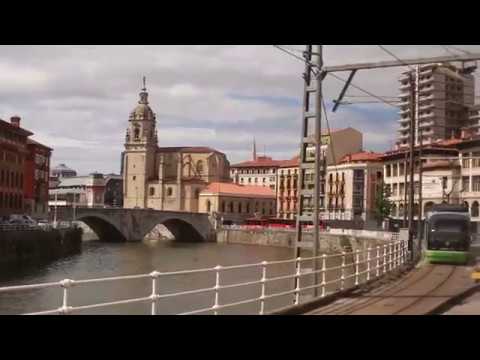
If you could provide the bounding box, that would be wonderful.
[272,45,320,76]
[327,72,399,108]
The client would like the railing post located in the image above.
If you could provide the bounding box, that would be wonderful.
[389,242,393,271]
[321,254,327,297]
[383,244,387,275]
[366,247,371,282]
[354,249,360,286]
[376,246,380,278]
[396,242,400,268]
[294,257,302,305]
[340,252,346,291]
[60,279,74,315]
[150,271,160,315]
[259,261,268,315]
[213,265,221,315]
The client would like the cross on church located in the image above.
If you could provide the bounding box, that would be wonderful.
[142,76,147,91]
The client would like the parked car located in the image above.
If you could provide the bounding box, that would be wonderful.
[37,219,51,229]
[7,214,38,227]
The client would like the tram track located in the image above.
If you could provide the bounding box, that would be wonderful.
[311,265,436,315]
[390,266,456,315]
[307,264,472,315]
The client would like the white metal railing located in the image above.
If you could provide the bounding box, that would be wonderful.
[0,239,408,315]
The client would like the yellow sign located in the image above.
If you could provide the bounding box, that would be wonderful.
[321,135,331,146]
[471,272,480,280]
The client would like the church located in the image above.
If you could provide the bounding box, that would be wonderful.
[122,80,231,212]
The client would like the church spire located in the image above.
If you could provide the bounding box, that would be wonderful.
[139,75,149,105]
[253,137,257,161]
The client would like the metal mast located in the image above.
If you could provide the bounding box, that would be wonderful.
[294,45,325,298]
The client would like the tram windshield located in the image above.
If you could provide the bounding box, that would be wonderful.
[428,214,470,250]
[432,219,469,233]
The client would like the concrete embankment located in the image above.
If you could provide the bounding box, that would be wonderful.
[0,227,83,268]
[217,228,388,252]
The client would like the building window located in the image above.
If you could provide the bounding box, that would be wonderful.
[464,153,472,169]
[149,187,155,196]
[246,203,250,213]
[472,201,479,218]
[133,176,136,181]
[472,177,480,192]
[229,202,234,213]
[462,177,470,192]
[167,187,173,197]
[473,152,480,168]
[238,202,242,213]
[195,189,200,199]
[196,161,204,175]
[221,201,225,213]
[206,200,211,213]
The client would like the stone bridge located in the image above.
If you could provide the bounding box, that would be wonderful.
[51,207,215,242]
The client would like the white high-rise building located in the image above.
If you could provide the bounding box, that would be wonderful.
[396,63,475,149]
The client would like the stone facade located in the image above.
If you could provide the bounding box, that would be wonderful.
[199,182,276,224]
[122,83,230,212]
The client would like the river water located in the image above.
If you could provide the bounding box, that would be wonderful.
[0,237,310,315]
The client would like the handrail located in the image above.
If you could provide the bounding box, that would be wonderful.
[0,236,408,315]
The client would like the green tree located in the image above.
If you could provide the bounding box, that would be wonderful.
[374,183,393,225]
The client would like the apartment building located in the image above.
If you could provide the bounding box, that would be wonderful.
[0,117,32,216]
[230,156,282,191]
[383,140,460,221]
[276,156,299,220]
[396,63,475,149]
[323,152,383,224]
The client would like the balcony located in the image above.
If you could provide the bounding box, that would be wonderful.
[419,65,434,75]
[399,108,410,115]
[468,122,480,129]
[399,83,410,91]
[418,76,434,85]
[470,112,480,121]
[398,117,410,125]
[418,120,434,129]
[418,94,435,103]
[398,132,409,140]
[418,103,434,111]
[418,112,435,120]
[418,86,434,95]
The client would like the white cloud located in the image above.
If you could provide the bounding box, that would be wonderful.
[0,45,479,174]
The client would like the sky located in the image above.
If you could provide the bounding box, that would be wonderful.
[1,45,479,175]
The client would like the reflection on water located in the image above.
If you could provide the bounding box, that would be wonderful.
[0,239,309,315]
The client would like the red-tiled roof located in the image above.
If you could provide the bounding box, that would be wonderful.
[340,151,383,163]
[231,156,287,168]
[279,155,300,168]
[200,182,275,198]
[27,138,53,151]
[0,118,33,137]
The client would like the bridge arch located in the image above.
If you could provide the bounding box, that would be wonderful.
[143,217,205,243]
[77,214,127,242]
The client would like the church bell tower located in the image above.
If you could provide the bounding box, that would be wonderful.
[123,77,158,208]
